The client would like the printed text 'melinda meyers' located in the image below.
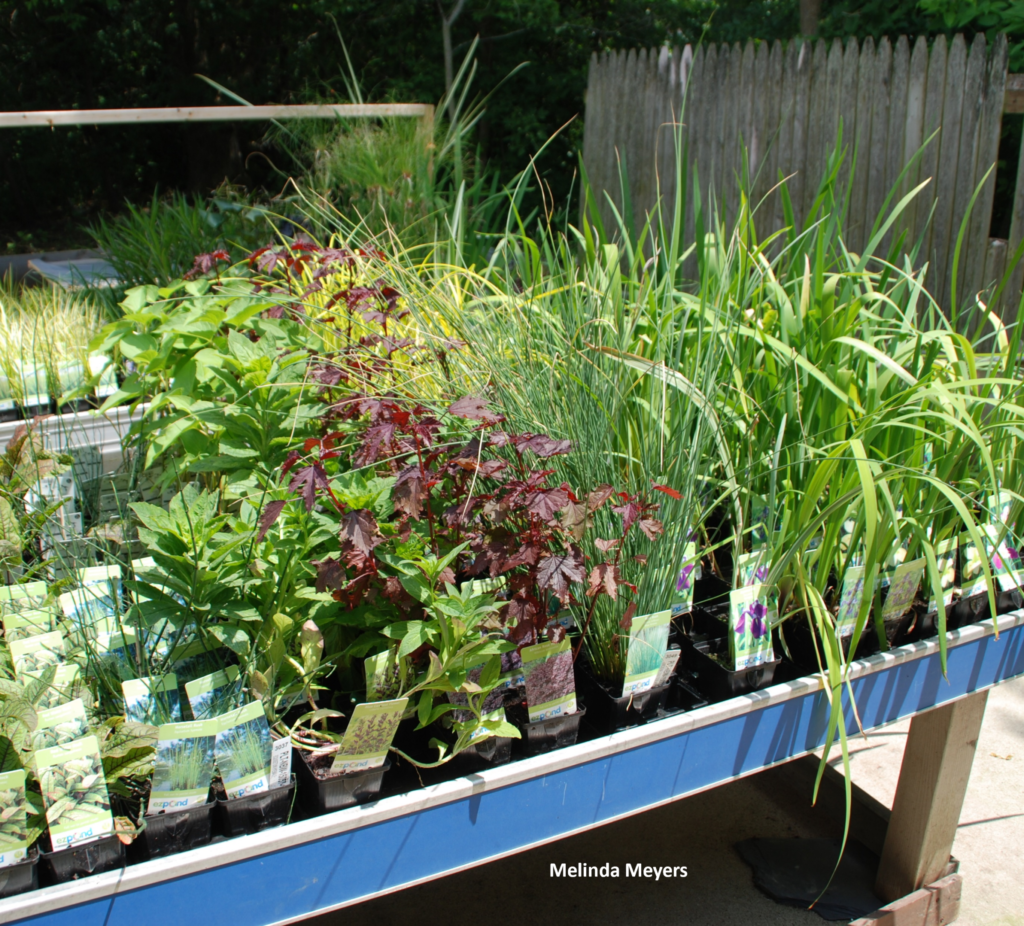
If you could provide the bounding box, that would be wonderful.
[550,863,687,880]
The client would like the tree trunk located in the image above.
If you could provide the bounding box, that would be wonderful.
[800,0,821,36]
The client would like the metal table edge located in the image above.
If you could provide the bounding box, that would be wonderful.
[3,609,1021,923]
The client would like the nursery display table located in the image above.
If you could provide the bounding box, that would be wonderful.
[4,610,1022,926]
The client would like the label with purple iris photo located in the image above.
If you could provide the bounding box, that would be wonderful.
[670,542,700,618]
[728,585,775,670]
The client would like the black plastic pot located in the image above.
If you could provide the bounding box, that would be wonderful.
[515,706,586,756]
[0,407,20,424]
[0,849,38,898]
[682,635,780,702]
[449,735,512,772]
[214,775,295,838]
[40,834,124,885]
[129,800,215,862]
[295,751,390,815]
[575,662,673,734]
[663,670,710,714]
[946,587,1023,631]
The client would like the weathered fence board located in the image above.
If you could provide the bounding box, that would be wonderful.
[583,32,1017,318]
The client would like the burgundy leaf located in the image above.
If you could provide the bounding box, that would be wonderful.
[587,484,616,512]
[612,500,642,533]
[448,396,493,420]
[488,430,512,448]
[517,433,572,458]
[312,558,346,593]
[619,600,637,630]
[393,465,427,520]
[638,518,664,541]
[506,597,539,625]
[527,486,570,523]
[535,546,586,603]
[547,623,567,643]
[559,498,589,536]
[503,541,543,570]
[281,451,302,477]
[587,562,621,600]
[340,509,383,556]
[594,538,619,553]
[652,483,682,500]
[354,422,396,468]
[256,500,287,542]
[288,464,330,512]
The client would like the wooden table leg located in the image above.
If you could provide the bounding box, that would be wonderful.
[875,690,988,903]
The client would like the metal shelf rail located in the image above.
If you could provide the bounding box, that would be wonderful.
[4,611,1022,926]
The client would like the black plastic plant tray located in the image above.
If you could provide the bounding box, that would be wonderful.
[449,735,512,772]
[575,662,673,734]
[516,706,586,756]
[214,776,295,838]
[0,849,38,898]
[295,752,390,816]
[682,635,780,702]
[129,799,215,862]
[40,834,124,885]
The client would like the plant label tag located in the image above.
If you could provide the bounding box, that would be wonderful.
[330,698,408,775]
[33,698,89,752]
[735,551,768,588]
[622,609,671,698]
[123,675,181,726]
[1,607,59,642]
[8,630,65,682]
[881,558,925,623]
[653,647,681,688]
[0,580,47,612]
[926,538,958,613]
[836,565,872,638]
[214,701,274,800]
[670,542,700,616]
[364,647,409,702]
[0,769,29,869]
[36,664,80,711]
[984,525,1022,593]
[521,637,576,722]
[729,585,775,670]
[150,719,218,814]
[959,530,989,599]
[185,665,241,720]
[36,735,114,851]
[269,736,292,791]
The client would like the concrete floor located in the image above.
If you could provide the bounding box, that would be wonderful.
[308,676,1024,926]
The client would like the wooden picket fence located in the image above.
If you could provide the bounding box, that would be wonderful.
[582,33,1020,318]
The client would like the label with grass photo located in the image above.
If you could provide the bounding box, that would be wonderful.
[0,768,29,868]
[881,558,925,623]
[960,530,989,599]
[927,538,958,613]
[329,698,409,775]
[364,646,409,702]
[729,585,775,670]
[150,719,218,814]
[9,630,65,681]
[214,701,274,800]
[185,665,242,720]
[93,628,138,686]
[123,675,181,725]
[622,609,671,697]
[2,607,59,642]
[670,542,700,617]
[59,586,116,638]
[521,637,576,721]
[170,640,232,689]
[32,697,89,751]
[36,735,114,851]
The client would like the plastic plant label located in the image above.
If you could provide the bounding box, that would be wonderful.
[670,542,700,617]
[521,637,576,721]
[364,647,409,702]
[466,707,506,744]
[447,661,505,722]
[985,525,1022,593]
[546,611,577,632]
[269,736,293,790]
[32,698,89,751]
[927,538,958,613]
[59,586,116,638]
[36,735,114,851]
[329,698,409,775]
[123,675,181,725]
[881,557,925,623]
[2,607,59,642]
[185,665,242,720]
[728,585,775,670]
[653,647,681,688]
[214,701,274,800]
[94,629,138,683]
[9,630,65,681]
[622,609,671,697]
[749,495,771,549]
[0,769,29,869]
[960,530,989,599]
[170,640,231,687]
[0,581,48,612]
[150,719,218,814]
[36,664,81,711]
[495,649,524,690]
[835,565,880,638]
[735,551,768,588]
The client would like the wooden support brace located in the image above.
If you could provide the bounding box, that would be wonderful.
[875,690,988,903]
[850,874,962,926]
